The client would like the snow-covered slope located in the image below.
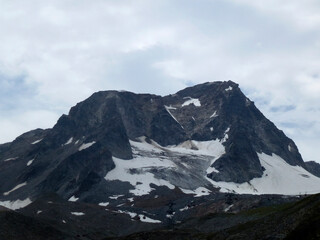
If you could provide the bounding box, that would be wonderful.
[105,137,225,196]
[212,152,320,195]
[106,137,320,196]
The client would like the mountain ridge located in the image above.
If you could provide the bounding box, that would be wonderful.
[0,80,319,208]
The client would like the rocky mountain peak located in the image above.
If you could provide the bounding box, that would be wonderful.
[0,80,319,215]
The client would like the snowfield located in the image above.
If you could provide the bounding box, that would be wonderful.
[105,137,320,197]
[105,137,225,196]
[211,152,320,195]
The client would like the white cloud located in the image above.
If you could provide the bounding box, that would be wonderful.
[229,0,320,30]
[0,0,319,162]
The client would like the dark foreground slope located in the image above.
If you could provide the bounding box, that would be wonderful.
[106,193,320,240]
[0,193,317,240]
[0,206,75,240]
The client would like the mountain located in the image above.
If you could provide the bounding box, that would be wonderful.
[0,80,320,239]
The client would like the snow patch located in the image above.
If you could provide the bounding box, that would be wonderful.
[63,137,73,145]
[0,198,32,210]
[210,111,218,118]
[180,187,211,197]
[105,156,175,196]
[224,204,234,212]
[27,159,34,166]
[210,127,213,132]
[4,157,18,162]
[165,105,177,110]
[207,166,220,174]
[118,210,161,223]
[3,182,27,196]
[71,212,85,216]
[78,141,96,151]
[225,86,233,91]
[288,144,293,152]
[220,127,230,143]
[109,195,124,199]
[98,202,109,207]
[68,196,79,202]
[182,97,201,107]
[179,206,189,212]
[37,210,42,214]
[31,139,43,144]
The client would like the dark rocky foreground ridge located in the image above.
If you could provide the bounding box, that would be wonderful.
[0,80,320,239]
[0,193,319,240]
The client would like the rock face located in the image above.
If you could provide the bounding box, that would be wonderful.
[0,80,318,207]
[305,161,320,178]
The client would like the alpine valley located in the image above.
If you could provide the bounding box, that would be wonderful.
[1,81,320,240]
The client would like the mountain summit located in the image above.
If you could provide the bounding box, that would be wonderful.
[1,81,320,211]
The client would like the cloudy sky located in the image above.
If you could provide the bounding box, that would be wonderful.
[1,0,320,162]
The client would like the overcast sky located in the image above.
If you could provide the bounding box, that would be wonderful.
[1,0,320,162]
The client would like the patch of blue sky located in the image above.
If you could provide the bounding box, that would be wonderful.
[0,73,37,111]
[270,105,296,112]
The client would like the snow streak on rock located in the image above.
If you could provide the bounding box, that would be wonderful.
[31,139,43,144]
[78,141,96,151]
[68,196,79,202]
[165,105,184,129]
[27,159,34,166]
[71,212,85,216]
[3,182,27,196]
[63,137,74,145]
[4,157,18,162]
